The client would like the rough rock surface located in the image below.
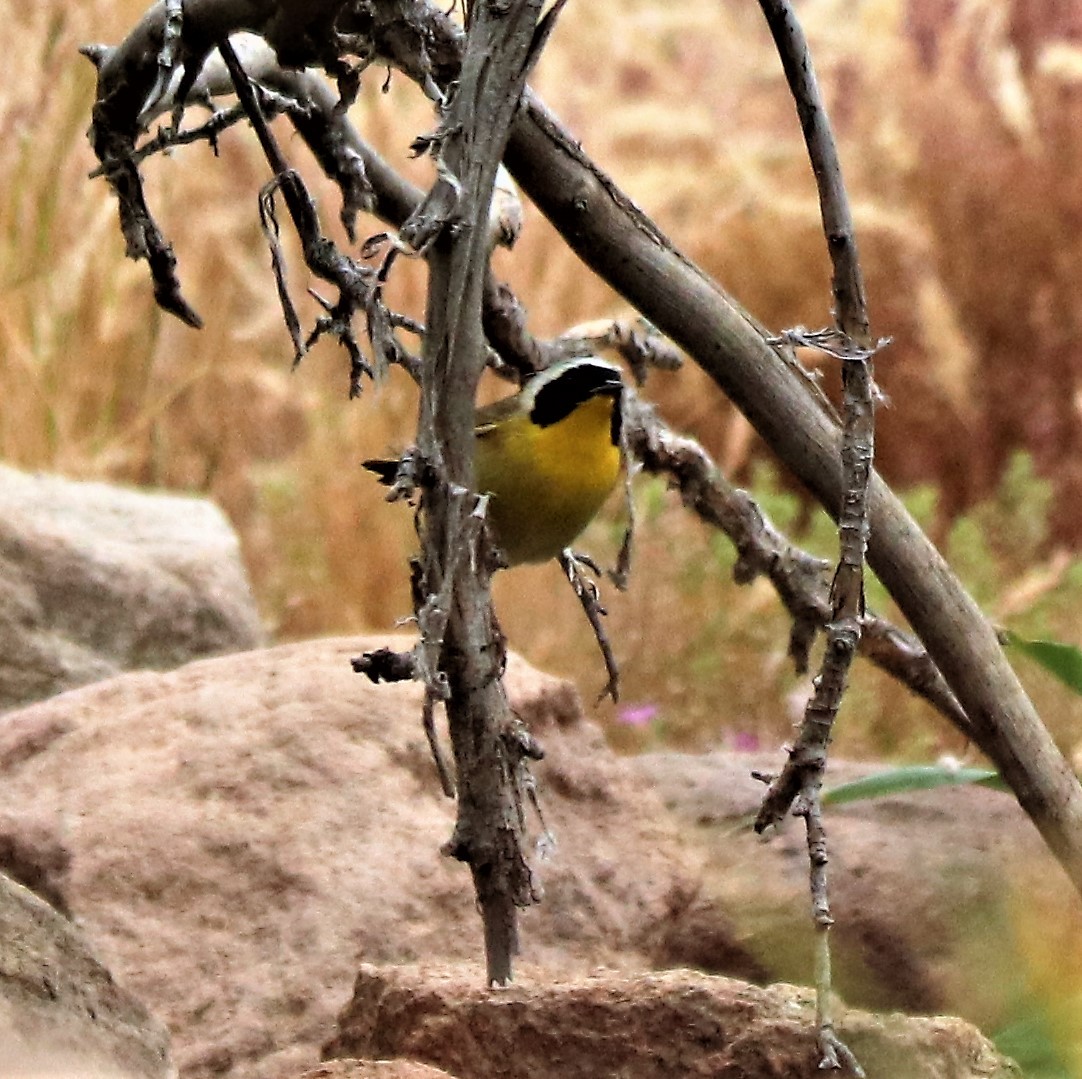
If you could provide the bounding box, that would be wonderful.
[0,871,172,1079]
[0,464,264,712]
[634,750,1082,1027]
[324,964,1019,1079]
[0,806,72,916]
[298,1063,456,1079]
[0,637,703,1079]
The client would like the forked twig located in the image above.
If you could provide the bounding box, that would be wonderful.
[217,38,379,388]
[559,551,621,703]
[88,103,248,176]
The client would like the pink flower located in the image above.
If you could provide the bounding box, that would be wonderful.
[728,731,760,752]
[616,703,659,727]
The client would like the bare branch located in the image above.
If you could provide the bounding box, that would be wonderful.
[622,394,970,732]
[412,0,552,985]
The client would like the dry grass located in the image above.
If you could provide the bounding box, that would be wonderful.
[4,0,1082,763]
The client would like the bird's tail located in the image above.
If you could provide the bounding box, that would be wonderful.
[362,458,399,485]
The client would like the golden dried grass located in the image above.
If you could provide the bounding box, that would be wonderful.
[3,0,1082,757]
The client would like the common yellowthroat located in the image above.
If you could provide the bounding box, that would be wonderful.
[366,357,624,565]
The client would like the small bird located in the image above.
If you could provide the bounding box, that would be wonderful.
[365,357,624,565]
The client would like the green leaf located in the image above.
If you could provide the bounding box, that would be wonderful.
[994,1001,1075,1079]
[823,764,1005,807]
[1005,631,1082,696]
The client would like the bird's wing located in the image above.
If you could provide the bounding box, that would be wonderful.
[474,393,521,438]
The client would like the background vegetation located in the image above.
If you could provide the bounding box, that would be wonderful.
[7,0,1081,760]
[6,0,1082,1072]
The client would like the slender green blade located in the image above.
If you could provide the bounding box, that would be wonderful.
[823,764,1005,807]
[1005,631,1082,697]
[994,1002,1075,1079]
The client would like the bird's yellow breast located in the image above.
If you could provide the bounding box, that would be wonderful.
[475,394,621,564]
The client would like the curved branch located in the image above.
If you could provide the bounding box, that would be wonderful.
[501,82,1082,894]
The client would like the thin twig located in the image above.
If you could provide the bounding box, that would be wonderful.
[258,178,305,362]
[753,1,875,1072]
[798,796,864,1075]
[88,103,248,177]
[559,551,621,703]
[423,689,457,798]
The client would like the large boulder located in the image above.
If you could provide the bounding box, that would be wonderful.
[0,871,172,1079]
[323,964,1019,1079]
[0,464,264,712]
[0,636,705,1079]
